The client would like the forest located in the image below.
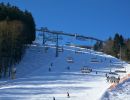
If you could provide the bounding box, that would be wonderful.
[94,33,130,61]
[0,3,35,78]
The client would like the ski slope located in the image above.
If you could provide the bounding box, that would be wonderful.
[102,78,130,100]
[102,72,130,100]
[0,43,129,100]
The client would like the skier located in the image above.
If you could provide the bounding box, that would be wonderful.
[90,69,92,72]
[67,92,70,98]
[49,67,51,72]
[117,76,120,83]
[53,97,55,100]
[51,62,53,67]
[67,66,70,70]
[96,71,98,74]
[107,76,109,82]
[105,73,107,77]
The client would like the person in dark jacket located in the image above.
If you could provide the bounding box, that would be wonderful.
[53,97,55,100]
[49,67,51,72]
[67,92,70,98]
[67,66,70,70]
[51,62,53,67]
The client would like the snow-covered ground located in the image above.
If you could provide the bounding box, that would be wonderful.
[0,43,129,100]
[102,73,130,100]
[102,78,130,100]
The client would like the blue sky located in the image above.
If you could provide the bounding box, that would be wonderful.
[1,0,130,40]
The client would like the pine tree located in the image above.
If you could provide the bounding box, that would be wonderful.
[93,41,103,51]
[103,37,114,55]
[0,3,36,78]
[113,33,120,57]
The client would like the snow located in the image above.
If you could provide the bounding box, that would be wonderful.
[0,42,129,100]
[101,64,130,100]
[102,78,130,100]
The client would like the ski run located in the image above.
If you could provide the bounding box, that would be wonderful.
[0,42,130,100]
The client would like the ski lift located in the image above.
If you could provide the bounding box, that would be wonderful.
[76,36,86,41]
[66,42,71,46]
[66,57,74,63]
[115,68,127,73]
[38,31,43,37]
[74,33,77,39]
[75,49,82,54]
[44,44,49,53]
[48,38,57,42]
[58,46,64,52]
[66,36,75,46]
[47,35,63,43]
[59,36,63,40]
[90,57,99,63]
[81,66,92,73]
[108,72,118,75]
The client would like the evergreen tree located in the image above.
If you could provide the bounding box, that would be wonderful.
[0,3,36,78]
[103,37,114,55]
[113,33,120,57]
[102,33,130,61]
[93,41,103,51]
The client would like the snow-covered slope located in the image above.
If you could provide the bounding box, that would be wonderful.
[0,44,129,100]
[102,64,130,100]
[102,76,130,100]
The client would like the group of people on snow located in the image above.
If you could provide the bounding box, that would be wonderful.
[106,75,120,83]
[106,72,120,83]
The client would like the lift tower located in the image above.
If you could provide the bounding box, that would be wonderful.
[36,27,104,57]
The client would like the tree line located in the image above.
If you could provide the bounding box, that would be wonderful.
[0,3,35,78]
[94,33,130,61]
